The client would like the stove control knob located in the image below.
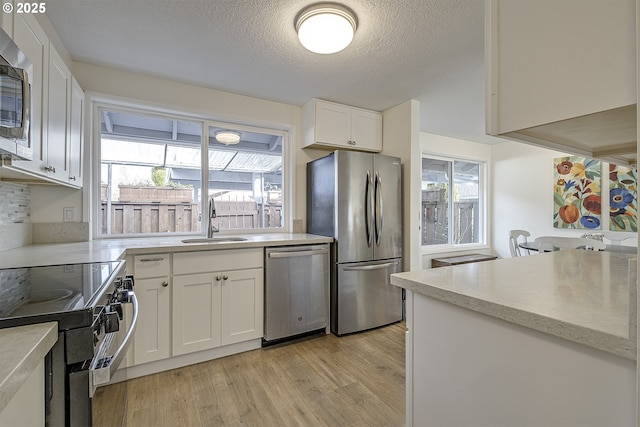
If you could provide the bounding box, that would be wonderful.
[124,274,135,290]
[124,274,134,290]
[104,311,120,334]
[110,302,123,320]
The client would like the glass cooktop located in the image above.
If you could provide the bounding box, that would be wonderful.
[0,261,124,320]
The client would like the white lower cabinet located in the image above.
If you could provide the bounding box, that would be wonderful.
[221,268,263,345]
[172,248,263,356]
[0,360,44,427]
[129,248,264,368]
[131,254,171,365]
[134,276,171,364]
[172,272,222,355]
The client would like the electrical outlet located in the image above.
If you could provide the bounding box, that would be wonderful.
[63,207,75,222]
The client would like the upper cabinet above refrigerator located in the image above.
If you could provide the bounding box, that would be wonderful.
[485,0,636,165]
[302,99,383,152]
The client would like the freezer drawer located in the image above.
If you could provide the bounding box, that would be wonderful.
[334,258,403,335]
[264,245,330,342]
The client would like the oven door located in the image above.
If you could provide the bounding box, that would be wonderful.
[89,290,138,397]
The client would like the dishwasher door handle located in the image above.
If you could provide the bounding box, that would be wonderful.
[268,248,329,258]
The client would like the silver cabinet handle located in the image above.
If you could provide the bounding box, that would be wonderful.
[139,257,165,262]
[216,275,221,281]
[44,165,56,173]
[223,274,229,280]
[69,176,77,181]
[161,281,169,287]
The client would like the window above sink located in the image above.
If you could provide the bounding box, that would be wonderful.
[95,104,288,238]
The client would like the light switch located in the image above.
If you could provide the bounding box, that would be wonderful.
[63,207,75,222]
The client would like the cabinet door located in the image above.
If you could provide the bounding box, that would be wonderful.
[486,0,635,134]
[46,45,71,182]
[0,360,45,427]
[221,268,264,345]
[68,78,84,186]
[351,108,382,151]
[314,100,351,147]
[133,277,171,365]
[11,14,48,174]
[172,273,221,355]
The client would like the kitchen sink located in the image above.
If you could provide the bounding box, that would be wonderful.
[181,237,249,244]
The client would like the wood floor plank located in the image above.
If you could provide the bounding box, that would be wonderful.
[93,322,405,427]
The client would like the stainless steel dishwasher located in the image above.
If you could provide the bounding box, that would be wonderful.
[264,244,330,345]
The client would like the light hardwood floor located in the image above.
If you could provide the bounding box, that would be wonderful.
[93,322,405,427]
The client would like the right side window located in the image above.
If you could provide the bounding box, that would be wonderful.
[421,155,484,247]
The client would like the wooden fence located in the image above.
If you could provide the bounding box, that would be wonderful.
[101,201,282,234]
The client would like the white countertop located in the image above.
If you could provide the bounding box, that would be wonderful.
[0,322,58,413]
[391,250,637,360]
[0,233,333,269]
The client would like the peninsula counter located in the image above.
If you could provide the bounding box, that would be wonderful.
[391,250,637,427]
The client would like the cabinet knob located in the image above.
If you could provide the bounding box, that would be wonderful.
[161,281,169,287]
[348,140,356,145]
[223,274,229,280]
[44,165,56,173]
[69,176,77,181]
[216,275,222,281]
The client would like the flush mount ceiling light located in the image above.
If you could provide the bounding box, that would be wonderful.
[295,3,357,54]
[215,131,241,145]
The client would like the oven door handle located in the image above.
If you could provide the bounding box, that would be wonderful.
[89,291,138,396]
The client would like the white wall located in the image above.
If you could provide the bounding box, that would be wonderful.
[491,140,602,258]
[382,100,421,271]
[420,133,493,268]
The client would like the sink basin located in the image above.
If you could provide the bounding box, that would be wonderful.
[181,237,249,244]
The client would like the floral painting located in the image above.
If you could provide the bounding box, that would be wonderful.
[554,156,602,229]
[609,164,637,232]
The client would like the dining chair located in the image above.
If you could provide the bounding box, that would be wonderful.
[601,232,637,246]
[508,229,531,257]
[534,236,606,252]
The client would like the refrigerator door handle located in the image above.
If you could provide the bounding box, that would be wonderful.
[374,171,383,246]
[365,170,373,247]
[343,261,399,271]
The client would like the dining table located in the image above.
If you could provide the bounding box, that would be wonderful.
[519,241,637,254]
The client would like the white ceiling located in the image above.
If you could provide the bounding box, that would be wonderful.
[45,0,505,144]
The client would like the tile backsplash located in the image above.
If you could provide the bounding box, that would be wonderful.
[0,182,32,251]
[0,182,30,225]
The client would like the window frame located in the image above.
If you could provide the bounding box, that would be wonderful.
[420,152,488,253]
[90,98,292,239]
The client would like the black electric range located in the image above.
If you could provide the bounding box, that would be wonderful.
[0,261,137,426]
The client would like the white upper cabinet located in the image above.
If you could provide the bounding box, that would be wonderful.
[11,14,48,176]
[46,44,72,183]
[485,0,636,164]
[2,14,84,187]
[68,78,84,185]
[303,99,382,152]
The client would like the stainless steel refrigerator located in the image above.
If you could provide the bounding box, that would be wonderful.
[307,150,403,335]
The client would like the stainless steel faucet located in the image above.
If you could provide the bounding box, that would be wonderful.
[207,197,219,237]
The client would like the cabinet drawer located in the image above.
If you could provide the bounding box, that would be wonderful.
[173,248,263,275]
[134,254,170,278]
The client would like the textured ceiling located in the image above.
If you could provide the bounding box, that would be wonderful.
[45,0,503,144]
